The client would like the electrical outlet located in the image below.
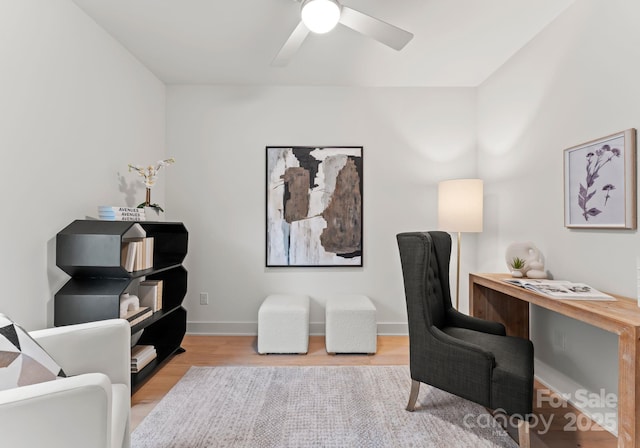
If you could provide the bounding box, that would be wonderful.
[200,292,209,305]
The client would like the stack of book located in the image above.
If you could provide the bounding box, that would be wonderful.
[138,279,163,312]
[121,237,154,272]
[98,206,146,221]
[122,306,153,327]
[131,345,157,373]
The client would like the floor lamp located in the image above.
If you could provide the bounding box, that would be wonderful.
[437,179,483,310]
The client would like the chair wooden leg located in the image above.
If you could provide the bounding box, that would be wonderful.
[517,419,530,448]
[406,380,420,411]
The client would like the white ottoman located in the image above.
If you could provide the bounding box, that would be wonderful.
[325,295,377,354]
[258,294,310,354]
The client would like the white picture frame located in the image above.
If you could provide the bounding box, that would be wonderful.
[564,129,636,229]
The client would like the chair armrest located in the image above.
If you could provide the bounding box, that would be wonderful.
[0,373,112,448]
[410,326,495,407]
[446,308,506,335]
[30,319,130,388]
[430,325,496,365]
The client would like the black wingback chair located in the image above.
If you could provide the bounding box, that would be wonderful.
[397,231,534,446]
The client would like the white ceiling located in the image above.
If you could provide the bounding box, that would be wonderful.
[71,0,575,87]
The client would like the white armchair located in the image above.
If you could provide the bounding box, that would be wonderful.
[0,318,131,448]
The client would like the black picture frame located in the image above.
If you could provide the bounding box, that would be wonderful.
[266,146,363,267]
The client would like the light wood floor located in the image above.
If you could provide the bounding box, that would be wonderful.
[132,335,617,448]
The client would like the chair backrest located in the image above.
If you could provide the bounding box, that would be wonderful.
[396,231,453,332]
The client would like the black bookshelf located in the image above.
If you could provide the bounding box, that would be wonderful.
[54,219,188,392]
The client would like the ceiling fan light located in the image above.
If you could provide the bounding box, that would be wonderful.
[301,0,341,34]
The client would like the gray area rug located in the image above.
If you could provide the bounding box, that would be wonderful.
[132,365,518,447]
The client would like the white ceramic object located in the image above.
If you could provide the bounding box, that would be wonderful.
[526,260,547,278]
[505,242,543,276]
[529,261,544,271]
[119,293,140,317]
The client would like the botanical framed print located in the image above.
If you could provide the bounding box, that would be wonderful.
[266,146,363,266]
[564,129,636,229]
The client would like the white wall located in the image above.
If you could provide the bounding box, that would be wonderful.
[10,1,629,426]
[477,0,640,432]
[166,86,478,334]
[0,0,166,329]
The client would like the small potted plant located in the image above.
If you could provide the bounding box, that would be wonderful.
[510,257,527,278]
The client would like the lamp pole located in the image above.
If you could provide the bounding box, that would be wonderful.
[456,231,461,310]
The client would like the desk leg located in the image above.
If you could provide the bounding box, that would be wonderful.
[618,326,640,448]
[470,281,529,338]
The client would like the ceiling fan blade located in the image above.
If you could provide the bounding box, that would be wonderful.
[339,6,413,51]
[272,21,310,67]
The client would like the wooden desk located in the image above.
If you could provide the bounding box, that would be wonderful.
[470,273,640,448]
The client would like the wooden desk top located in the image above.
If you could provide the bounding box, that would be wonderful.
[470,273,640,334]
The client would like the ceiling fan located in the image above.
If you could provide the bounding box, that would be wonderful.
[272,0,414,67]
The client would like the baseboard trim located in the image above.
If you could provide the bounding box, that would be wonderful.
[186,321,408,336]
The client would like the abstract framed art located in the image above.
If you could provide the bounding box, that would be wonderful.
[266,146,363,267]
[564,129,636,229]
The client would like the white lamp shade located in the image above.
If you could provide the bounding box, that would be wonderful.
[438,179,483,233]
[301,0,341,34]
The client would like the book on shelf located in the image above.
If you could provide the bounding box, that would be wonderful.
[144,237,154,269]
[503,278,615,301]
[131,355,157,372]
[131,345,157,373]
[99,215,146,222]
[98,207,146,221]
[134,240,144,271]
[138,279,163,312]
[121,237,154,272]
[121,241,137,272]
[131,358,155,373]
[99,210,146,217]
[99,206,146,214]
[122,306,153,326]
[131,344,156,362]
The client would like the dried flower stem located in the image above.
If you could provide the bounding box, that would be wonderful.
[128,158,175,211]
